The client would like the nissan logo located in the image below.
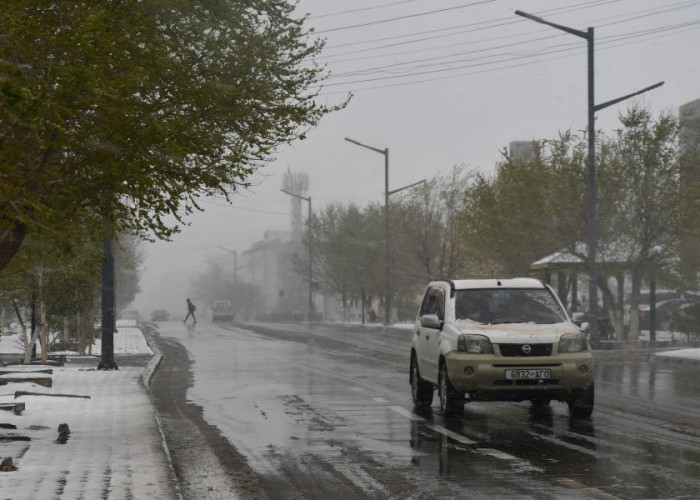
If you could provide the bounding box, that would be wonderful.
[521,345,532,354]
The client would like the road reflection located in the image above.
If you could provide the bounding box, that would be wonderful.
[408,402,600,490]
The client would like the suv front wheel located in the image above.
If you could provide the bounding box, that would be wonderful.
[568,382,595,418]
[411,356,434,408]
[438,361,464,415]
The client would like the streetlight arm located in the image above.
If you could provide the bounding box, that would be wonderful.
[594,81,665,112]
[344,137,387,156]
[388,179,426,196]
[514,10,588,39]
[280,188,310,202]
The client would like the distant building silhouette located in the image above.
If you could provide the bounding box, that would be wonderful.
[509,140,538,161]
[680,98,700,154]
[679,98,700,282]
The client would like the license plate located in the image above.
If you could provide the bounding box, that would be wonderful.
[505,369,551,380]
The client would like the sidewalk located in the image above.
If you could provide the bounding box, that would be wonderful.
[0,322,179,500]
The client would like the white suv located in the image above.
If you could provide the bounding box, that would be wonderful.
[410,278,594,417]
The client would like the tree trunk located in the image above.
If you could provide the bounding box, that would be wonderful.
[11,300,29,354]
[628,268,643,341]
[40,293,48,364]
[77,312,84,356]
[88,315,94,356]
[63,316,70,351]
[0,220,27,274]
[599,276,623,340]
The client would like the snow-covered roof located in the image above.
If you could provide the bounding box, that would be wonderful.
[531,240,644,270]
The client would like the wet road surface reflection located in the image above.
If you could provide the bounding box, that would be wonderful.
[158,322,700,499]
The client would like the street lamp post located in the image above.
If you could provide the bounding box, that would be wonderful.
[515,10,663,338]
[344,137,391,325]
[345,137,426,325]
[281,189,314,322]
[217,246,248,319]
[98,230,117,370]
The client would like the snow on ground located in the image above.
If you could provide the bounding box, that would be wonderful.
[654,348,700,360]
[0,319,152,356]
[0,323,178,500]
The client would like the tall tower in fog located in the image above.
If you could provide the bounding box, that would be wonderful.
[282,168,309,240]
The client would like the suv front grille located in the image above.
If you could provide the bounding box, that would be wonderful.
[498,343,553,357]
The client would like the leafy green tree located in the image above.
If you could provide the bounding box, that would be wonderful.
[461,140,578,276]
[394,165,474,278]
[606,107,686,339]
[0,1,339,272]
[459,107,696,339]
[305,203,383,320]
[389,166,475,319]
[190,261,265,319]
[0,224,103,361]
[115,234,145,314]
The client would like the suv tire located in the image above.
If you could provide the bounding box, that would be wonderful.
[438,362,463,415]
[568,382,595,418]
[411,356,434,408]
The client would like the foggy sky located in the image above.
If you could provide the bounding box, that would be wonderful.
[134,0,700,315]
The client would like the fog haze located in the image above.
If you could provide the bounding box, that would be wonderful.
[133,0,700,317]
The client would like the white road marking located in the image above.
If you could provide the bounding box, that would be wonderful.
[479,448,544,473]
[372,397,388,403]
[388,406,425,421]
[388,406,545,473]
[479,448,519,460]
[426,425,477,445]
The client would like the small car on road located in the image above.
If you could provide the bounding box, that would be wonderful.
[410,278,594,417]
[211,300,235,322]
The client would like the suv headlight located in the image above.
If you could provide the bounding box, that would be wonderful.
[458,334,493,354]
[559,333,587,353]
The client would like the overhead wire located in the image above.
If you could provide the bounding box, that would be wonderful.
[318,0,696,68]
[320,19,700,88]
[327,10,700,80]
[312,0,496,35]
[308,0,424,20]
[311,0,700,89]
[318,0,699,68]
[317,0,623,56]
[317,21,700,95]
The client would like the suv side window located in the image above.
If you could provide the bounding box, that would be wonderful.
[419,288,436,316]
[434,289,445,321]
[419,287,445,321]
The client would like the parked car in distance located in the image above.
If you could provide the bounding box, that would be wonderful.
[211,300,235,322]
[410,278,594,417]
[670,301,700,338]
[638,298,700,331]
[150,309,170,322]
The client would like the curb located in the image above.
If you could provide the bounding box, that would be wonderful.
[139,325,185,500]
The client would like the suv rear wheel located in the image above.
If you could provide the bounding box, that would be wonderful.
[438,362,463,415]
[411,356,434,408]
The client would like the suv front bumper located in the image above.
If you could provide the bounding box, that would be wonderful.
[444,350,594,401]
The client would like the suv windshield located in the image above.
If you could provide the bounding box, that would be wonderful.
[454,288,566,325]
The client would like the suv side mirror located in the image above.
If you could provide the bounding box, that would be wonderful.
[421,314,442,329]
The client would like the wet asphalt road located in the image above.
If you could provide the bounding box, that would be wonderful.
[150,321,700,499]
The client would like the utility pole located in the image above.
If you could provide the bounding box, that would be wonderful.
[281,189,314,322]
[217,246,247,319]
[515,10,663,339]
